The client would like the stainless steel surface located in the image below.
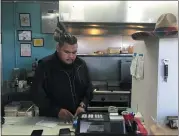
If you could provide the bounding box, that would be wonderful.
[54,22,155,36]
[41,2,59,33]
[41,1,177,34]
[87,107,127,111]
[92,94,130,102]
[93,90,130,94]
[58,1,178,23]
[92,81,108,90]
[78,54,133,57]
[41,1,152,51]
[91,89,130,106]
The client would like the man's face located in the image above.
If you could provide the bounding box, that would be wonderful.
[57,42,78,64]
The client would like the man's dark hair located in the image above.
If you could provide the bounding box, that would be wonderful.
[58,33,77,47]
[54,25,77,47]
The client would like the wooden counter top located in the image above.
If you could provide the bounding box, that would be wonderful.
[150,124,178,135]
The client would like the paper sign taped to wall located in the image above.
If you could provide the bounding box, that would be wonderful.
[20,43,31,57]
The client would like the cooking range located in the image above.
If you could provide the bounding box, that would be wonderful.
[79,55,132,113]
[88,81,131,113]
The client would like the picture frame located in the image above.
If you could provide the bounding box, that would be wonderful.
[17,30,32,41]
[33,38,44,47]
[20,43,32,57]
[19,13,31,27]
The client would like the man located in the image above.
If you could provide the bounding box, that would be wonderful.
[31,32,93,121]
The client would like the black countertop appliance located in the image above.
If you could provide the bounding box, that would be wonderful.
[75,112,139,136]
[78,55,132,113]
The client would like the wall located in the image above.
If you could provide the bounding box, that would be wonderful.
[2,3,16,81]
[2,2,56,81]
[157,38,178,121]
[2,2,136,81]
[131,37,178,129]
[131,39,159,130]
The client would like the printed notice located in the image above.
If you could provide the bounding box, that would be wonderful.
[20,43,31,57]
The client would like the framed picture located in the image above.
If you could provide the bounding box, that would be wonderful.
[20,43,32,57]
[17,30,32,41]
[33,38,44,47]
[19,13,31,27]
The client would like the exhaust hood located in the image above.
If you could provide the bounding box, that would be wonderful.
[41,1,178,35]
[58,1,178,23]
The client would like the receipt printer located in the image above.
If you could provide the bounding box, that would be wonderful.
[75,113,126,136]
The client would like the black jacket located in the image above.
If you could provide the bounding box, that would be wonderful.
[30,52,93,117]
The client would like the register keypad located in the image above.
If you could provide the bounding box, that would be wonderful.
[81,113,104,120]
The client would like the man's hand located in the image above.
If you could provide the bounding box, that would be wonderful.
[75,106,85,116]
[58,108,73,122]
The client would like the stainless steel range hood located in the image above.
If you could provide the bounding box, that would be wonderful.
[58,1,178,23]
[41,1,178,35]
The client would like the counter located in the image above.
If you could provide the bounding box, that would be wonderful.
[2,112,145,136]
[2,117,74,135]
[150,124,178,135]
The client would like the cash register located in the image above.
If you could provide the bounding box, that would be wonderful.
[75,113,137,136]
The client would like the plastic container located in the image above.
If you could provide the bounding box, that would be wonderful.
[4,102,21,117]
[107,47,121,54]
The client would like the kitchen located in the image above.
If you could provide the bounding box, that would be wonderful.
[1,1,178,136]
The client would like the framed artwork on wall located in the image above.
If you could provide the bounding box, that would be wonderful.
[19,13,31,27]
[33,38,44,47]
[17,30,32,41]
[20,43,32,57]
